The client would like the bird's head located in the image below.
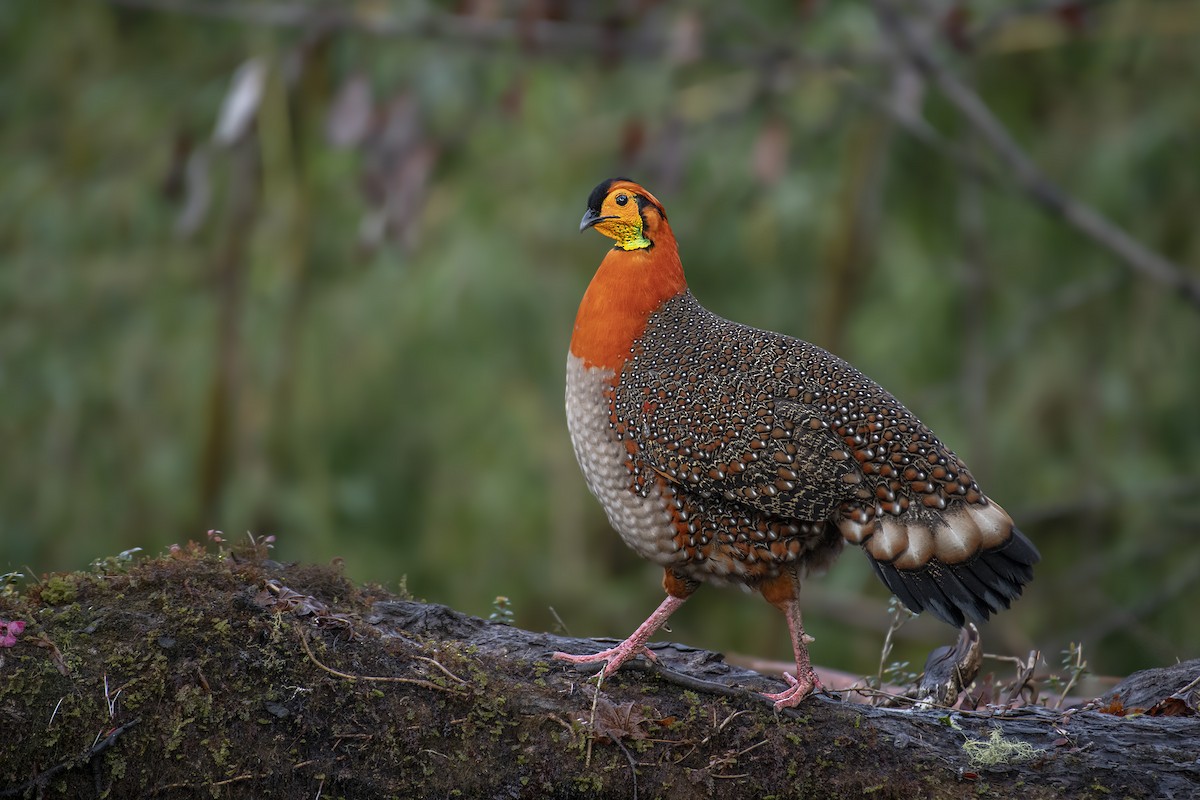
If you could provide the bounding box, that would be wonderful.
[571,178,685,369]
[580,178,669,251]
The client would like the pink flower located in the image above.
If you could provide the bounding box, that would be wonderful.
[0,619,25,648]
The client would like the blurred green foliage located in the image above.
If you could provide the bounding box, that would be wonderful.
[2,0,1198,680]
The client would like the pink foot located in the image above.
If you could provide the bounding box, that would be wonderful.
[552,594,687,681]
[761,667,823,709]
[553,642,658,679]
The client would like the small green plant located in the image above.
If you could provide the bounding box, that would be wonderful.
[489,596,514,624]
[235,531,277,560]
[0,570,25,598]
[882,659,919,689]
[1043,641,1089,708]
[90,547,144,574]
[206,529,227,554]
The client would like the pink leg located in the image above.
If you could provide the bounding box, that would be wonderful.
[553,594,688,679]
[761,596,823,709]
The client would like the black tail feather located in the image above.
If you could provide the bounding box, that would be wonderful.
[867,525,1039,628]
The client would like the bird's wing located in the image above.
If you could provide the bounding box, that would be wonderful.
[613,295,1039,627]
[613,355,866,523]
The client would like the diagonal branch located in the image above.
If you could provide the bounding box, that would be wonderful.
[873,0,1200,310]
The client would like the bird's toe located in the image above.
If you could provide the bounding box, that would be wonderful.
[762,667,822,709]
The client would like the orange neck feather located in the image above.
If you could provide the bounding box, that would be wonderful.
[570,231,687,371]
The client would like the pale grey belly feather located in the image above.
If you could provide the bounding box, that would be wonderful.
[565,354,682,567]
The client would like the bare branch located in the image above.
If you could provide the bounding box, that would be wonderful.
[872,0,1200,310]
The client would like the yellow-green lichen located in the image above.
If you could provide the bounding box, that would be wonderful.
[962,727,1039,769]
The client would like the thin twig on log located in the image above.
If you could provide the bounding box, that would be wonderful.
[297,627,467,694]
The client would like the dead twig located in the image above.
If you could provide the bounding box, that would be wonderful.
[298,628,467,695]
[1005,649,1042,707]
[612,736,639,800]
[150,773,258,795]
[414,654,469,685]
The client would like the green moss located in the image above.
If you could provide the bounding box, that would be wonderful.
[39,575,79,605]
[573,774,604,793]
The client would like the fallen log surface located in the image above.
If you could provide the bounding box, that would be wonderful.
[0,549,1196,799]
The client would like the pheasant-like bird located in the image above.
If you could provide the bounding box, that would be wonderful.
[555,178,1039,708]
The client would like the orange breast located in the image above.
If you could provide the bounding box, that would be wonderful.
[570,243,687,372]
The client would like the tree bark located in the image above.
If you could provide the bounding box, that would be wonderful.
[0,552,1196,799]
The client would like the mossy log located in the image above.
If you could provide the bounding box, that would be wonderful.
[0,550,1197,799]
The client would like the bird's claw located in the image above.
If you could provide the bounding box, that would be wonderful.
[553,643,657,678]
[761,668,823,709]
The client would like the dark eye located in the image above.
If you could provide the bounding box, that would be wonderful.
[615,194,628,206]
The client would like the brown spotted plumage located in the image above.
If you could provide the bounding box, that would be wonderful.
[555,178,1038,708]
